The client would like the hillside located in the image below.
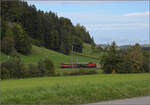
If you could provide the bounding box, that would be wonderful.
[82,43,106,58]
[0,45,99,68]
[1,0,94,55]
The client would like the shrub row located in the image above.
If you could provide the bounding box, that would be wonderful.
[56,68,98,76]
[1,57,98,79]
[1,57,55,79]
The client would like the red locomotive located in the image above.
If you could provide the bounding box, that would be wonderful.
[61,62,96,68]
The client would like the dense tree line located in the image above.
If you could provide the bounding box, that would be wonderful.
[100,42,149,73]
[1,0,94,55]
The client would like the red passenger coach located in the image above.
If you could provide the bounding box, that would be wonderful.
[61,63,76,68]
[88,62,97,68]
[61,62,96,68]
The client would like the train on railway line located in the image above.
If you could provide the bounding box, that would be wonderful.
[61,62,96,68]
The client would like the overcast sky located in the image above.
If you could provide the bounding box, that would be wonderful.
[27,1,149,45]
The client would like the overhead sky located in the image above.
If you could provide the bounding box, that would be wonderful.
[27,1,149,45]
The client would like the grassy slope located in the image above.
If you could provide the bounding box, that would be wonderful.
[82,43,105,58]
[1,73,150,104]
[0,45,99,67]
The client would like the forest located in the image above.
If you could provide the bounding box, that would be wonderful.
[1,0,94,55]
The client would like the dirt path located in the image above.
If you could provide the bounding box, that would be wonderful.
[86,96,150,105]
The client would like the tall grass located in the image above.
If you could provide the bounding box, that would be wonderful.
[1,73,150,104]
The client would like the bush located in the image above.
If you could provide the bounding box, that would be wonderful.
[142,51,150,72]
[21,67,30,78]
[37,58,55,76]
[1,67,10,79]
[79,68,97,75]
[100,42,123,74]
[1,37,16,55]
[38,59,47,76]
[100,53,122,74]
[70,69,80,75]
[122,44,143,73]
[28,64,39,77]
[44,58,55,76]
[1,57,25,79]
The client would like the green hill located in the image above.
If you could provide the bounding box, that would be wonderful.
[0,45,99,68]
[82,43,105,58]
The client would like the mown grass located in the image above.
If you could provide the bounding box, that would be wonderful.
[0,45,99,68]
[1,73,150,104]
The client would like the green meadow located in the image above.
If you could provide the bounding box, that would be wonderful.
[1,73,150,104]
